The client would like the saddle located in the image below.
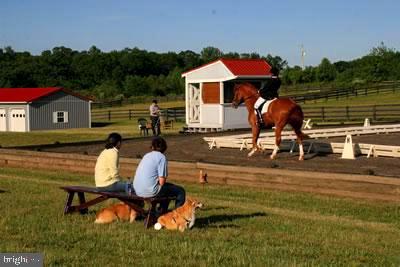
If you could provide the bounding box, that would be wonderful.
[255,98,276,127]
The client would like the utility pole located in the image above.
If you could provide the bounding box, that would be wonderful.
[301,44,306,70]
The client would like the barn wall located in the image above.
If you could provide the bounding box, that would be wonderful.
[29,91,90,130]
[200,104,222,126]
[223,105,249,129]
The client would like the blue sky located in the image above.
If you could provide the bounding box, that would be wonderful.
[1,0,399,66]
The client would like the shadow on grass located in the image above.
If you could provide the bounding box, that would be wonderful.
[0,189,9,193]
[196,212,267,229]
[91,122,114,128]
[201,206,228,211]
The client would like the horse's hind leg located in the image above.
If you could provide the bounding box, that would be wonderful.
[271,125,283,160]
[294,127,305,161]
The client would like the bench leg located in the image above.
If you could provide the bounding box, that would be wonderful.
[144,202,157,229]
[77,192,88,214]
[64,192,75,214]
[63,194,108,215]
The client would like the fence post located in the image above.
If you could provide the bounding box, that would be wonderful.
[346,106,350,120]
[129,109,132,120]
[108,110,111,121]
[373,105,377,121]
[166,109,169,121]
[321,107,325,121]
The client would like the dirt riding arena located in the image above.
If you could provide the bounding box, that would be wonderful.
[38,127,400,178]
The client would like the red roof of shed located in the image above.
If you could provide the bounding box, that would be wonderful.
[182,58,272,76]
[220,58,272,76]
[0,87,90,102]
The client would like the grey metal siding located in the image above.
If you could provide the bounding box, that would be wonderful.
[29,91,90,130]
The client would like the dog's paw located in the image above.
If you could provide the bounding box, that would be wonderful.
[154,222,162,230]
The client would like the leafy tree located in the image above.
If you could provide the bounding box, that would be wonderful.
[123,75,148,97]
[264,54,288,72]
[316,58,337,82]
[178,50,201,71]
[200,46,223,63]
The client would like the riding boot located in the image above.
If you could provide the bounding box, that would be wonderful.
[255,109,263,127]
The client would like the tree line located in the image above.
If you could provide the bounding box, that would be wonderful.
[0,43,399,100]
[282,43,400,87]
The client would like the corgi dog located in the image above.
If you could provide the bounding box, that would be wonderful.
[154,197,203,232]
[95,202,138,224]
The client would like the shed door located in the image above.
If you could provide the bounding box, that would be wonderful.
[202,82,220,103]
[188,83,200,123]
[0,109,6,131]
[10,109,26,132]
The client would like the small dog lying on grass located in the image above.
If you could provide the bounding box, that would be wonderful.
[95,203,138,224]
[154,197,203,232]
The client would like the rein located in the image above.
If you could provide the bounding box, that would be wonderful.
[242,91,259,102]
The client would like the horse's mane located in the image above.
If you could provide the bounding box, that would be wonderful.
[235,82,258,93]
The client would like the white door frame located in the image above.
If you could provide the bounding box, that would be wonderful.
[188,83,201,123]
[9,108,27,132]
[0,108,6,131]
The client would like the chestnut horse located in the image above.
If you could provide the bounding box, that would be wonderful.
[232,82,307,160]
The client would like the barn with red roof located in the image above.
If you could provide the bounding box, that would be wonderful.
[181,58,273,132]
[0,87,91,132]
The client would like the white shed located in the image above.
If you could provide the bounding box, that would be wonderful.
[181,58,273,132]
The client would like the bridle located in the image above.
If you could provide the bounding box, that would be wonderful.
[233,85,259,106]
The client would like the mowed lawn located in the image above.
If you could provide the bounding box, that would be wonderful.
[0,167,399,266]
[0,120,186,148]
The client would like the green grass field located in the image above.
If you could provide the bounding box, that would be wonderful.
[0,120,186,148]
[0,167,399,266]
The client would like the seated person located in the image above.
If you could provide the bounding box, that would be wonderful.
[133,137,185,210]
[95,132,130,193]
[254,67,281,125]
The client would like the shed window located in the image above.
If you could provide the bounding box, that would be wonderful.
[53,111,69,123]
[202,82,220,104]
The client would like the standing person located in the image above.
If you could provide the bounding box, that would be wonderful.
[133,137,185,210]
[149,99,161,136]
[95,132,130,193]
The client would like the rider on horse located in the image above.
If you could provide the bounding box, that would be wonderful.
[254,67,281,126]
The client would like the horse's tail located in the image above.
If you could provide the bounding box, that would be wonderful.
[300,132,311,140]
[287,102,310,140]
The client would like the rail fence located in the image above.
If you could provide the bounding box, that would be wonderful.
[92,95,185,109]
[91,104,400,123]
[288,83,400,104]
[303,104,400,122]
[91,107,185,122]
[91,82,400,109]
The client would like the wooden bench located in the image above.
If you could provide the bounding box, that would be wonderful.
[60,186,176,228]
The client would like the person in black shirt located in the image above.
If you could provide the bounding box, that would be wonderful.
[254,67,281,126]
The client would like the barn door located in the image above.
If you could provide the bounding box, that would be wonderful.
[0,109,6,131]
[10,109,26,132]
[188,83,200,123]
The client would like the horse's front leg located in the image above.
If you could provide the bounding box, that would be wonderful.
[248,124,261,157]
